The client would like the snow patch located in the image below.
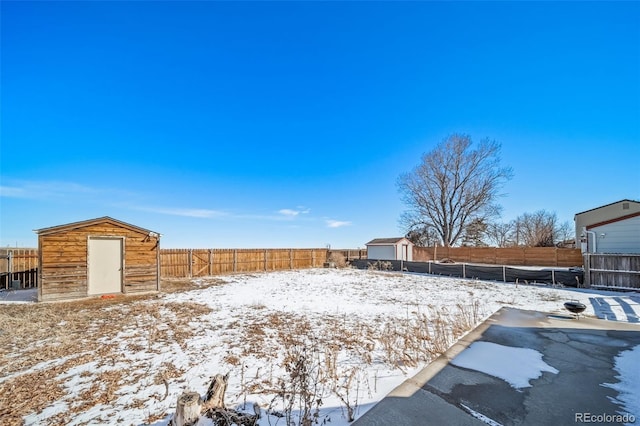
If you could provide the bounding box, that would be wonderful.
[451,341,558,389]
[0,288,37,303]
[602,344,640,420]
[461,403,503,426]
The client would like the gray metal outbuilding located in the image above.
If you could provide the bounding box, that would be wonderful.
[365,237,414,261]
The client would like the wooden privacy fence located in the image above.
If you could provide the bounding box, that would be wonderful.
[2,246,587,287]
[331,249,367,261]
[413,246,583,267]
[160,248,329,278]
[1,248,38,290]
[583,254,640,289]
[1,248,339,286]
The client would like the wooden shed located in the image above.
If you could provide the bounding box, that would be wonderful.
[35,217,160,302]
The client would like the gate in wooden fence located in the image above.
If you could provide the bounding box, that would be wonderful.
[160,248,329,278]
[583,253,640,289]
[1,248,39,290]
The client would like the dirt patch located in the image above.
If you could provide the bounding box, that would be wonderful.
[161,277,227,293]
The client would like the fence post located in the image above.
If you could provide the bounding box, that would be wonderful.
[551,269,555,285]
[188,249,193,278]
[289,249,293,270]
[462,263,466,279]
[8,250,13,282]
[503,265,506,282]
[208,249,213,276]
[428,261,432,274]
[312,250,316,268]
[264,249,268,271]
[233,249,237,273]
[583,254,590,288]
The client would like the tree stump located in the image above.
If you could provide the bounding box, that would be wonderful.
[173,373,258,426]
[203,373,229,411]
[172,391,201,426]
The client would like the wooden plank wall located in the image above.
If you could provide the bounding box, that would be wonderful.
[585,254,640,289]
[0,248,38,289]
[160,248,329,278]
[39,231,88,300]
[332,249,367,261]
[2,248,332,285]
[5,246,586,289]
[413,246,583,267]
[39,223,159,301]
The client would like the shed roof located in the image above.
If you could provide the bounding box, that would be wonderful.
[366,237,412,246]
[574,199,640,217]
[34,216,160,236]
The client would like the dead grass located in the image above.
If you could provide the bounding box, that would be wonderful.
[219,299,486,419]
[540,291,564,302]
[1,273,487,425]
[0,368,67,425]
[327,251,348,268]
[160,277,227,293]
[0,290,213,424]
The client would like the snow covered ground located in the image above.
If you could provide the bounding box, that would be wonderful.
[2,268,639,425]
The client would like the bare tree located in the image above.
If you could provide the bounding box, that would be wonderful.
[398,134,513,247]
[513,210,567,247]
[485,221,515,247]
[555,220,574,247]
[405,226,440,246]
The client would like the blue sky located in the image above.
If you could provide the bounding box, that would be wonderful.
[1,1,639,248]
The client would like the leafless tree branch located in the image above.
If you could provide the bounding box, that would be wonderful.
[398,134,512,246]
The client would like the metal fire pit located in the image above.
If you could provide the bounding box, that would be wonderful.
[564,301,587,319]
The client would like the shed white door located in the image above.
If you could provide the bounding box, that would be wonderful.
[88,238,122,295]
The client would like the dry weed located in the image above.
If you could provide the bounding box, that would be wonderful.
[2,273,487,425]
[327,252,348,268]
[161,277,227,293]
[221,301,485,424]
[0,296,212,424]
[367,261,393,271]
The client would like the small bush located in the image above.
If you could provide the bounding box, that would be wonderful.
[367,260,393,271]
[328,251,348,268]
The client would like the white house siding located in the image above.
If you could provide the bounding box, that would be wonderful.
[591,216,640,254]
[368,245,396,260]
[575,200,640,247]
[394,244,413,261]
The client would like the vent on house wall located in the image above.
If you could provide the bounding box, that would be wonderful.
[623,202,629,210]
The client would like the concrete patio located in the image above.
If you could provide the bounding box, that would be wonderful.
[354,307,640,425]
